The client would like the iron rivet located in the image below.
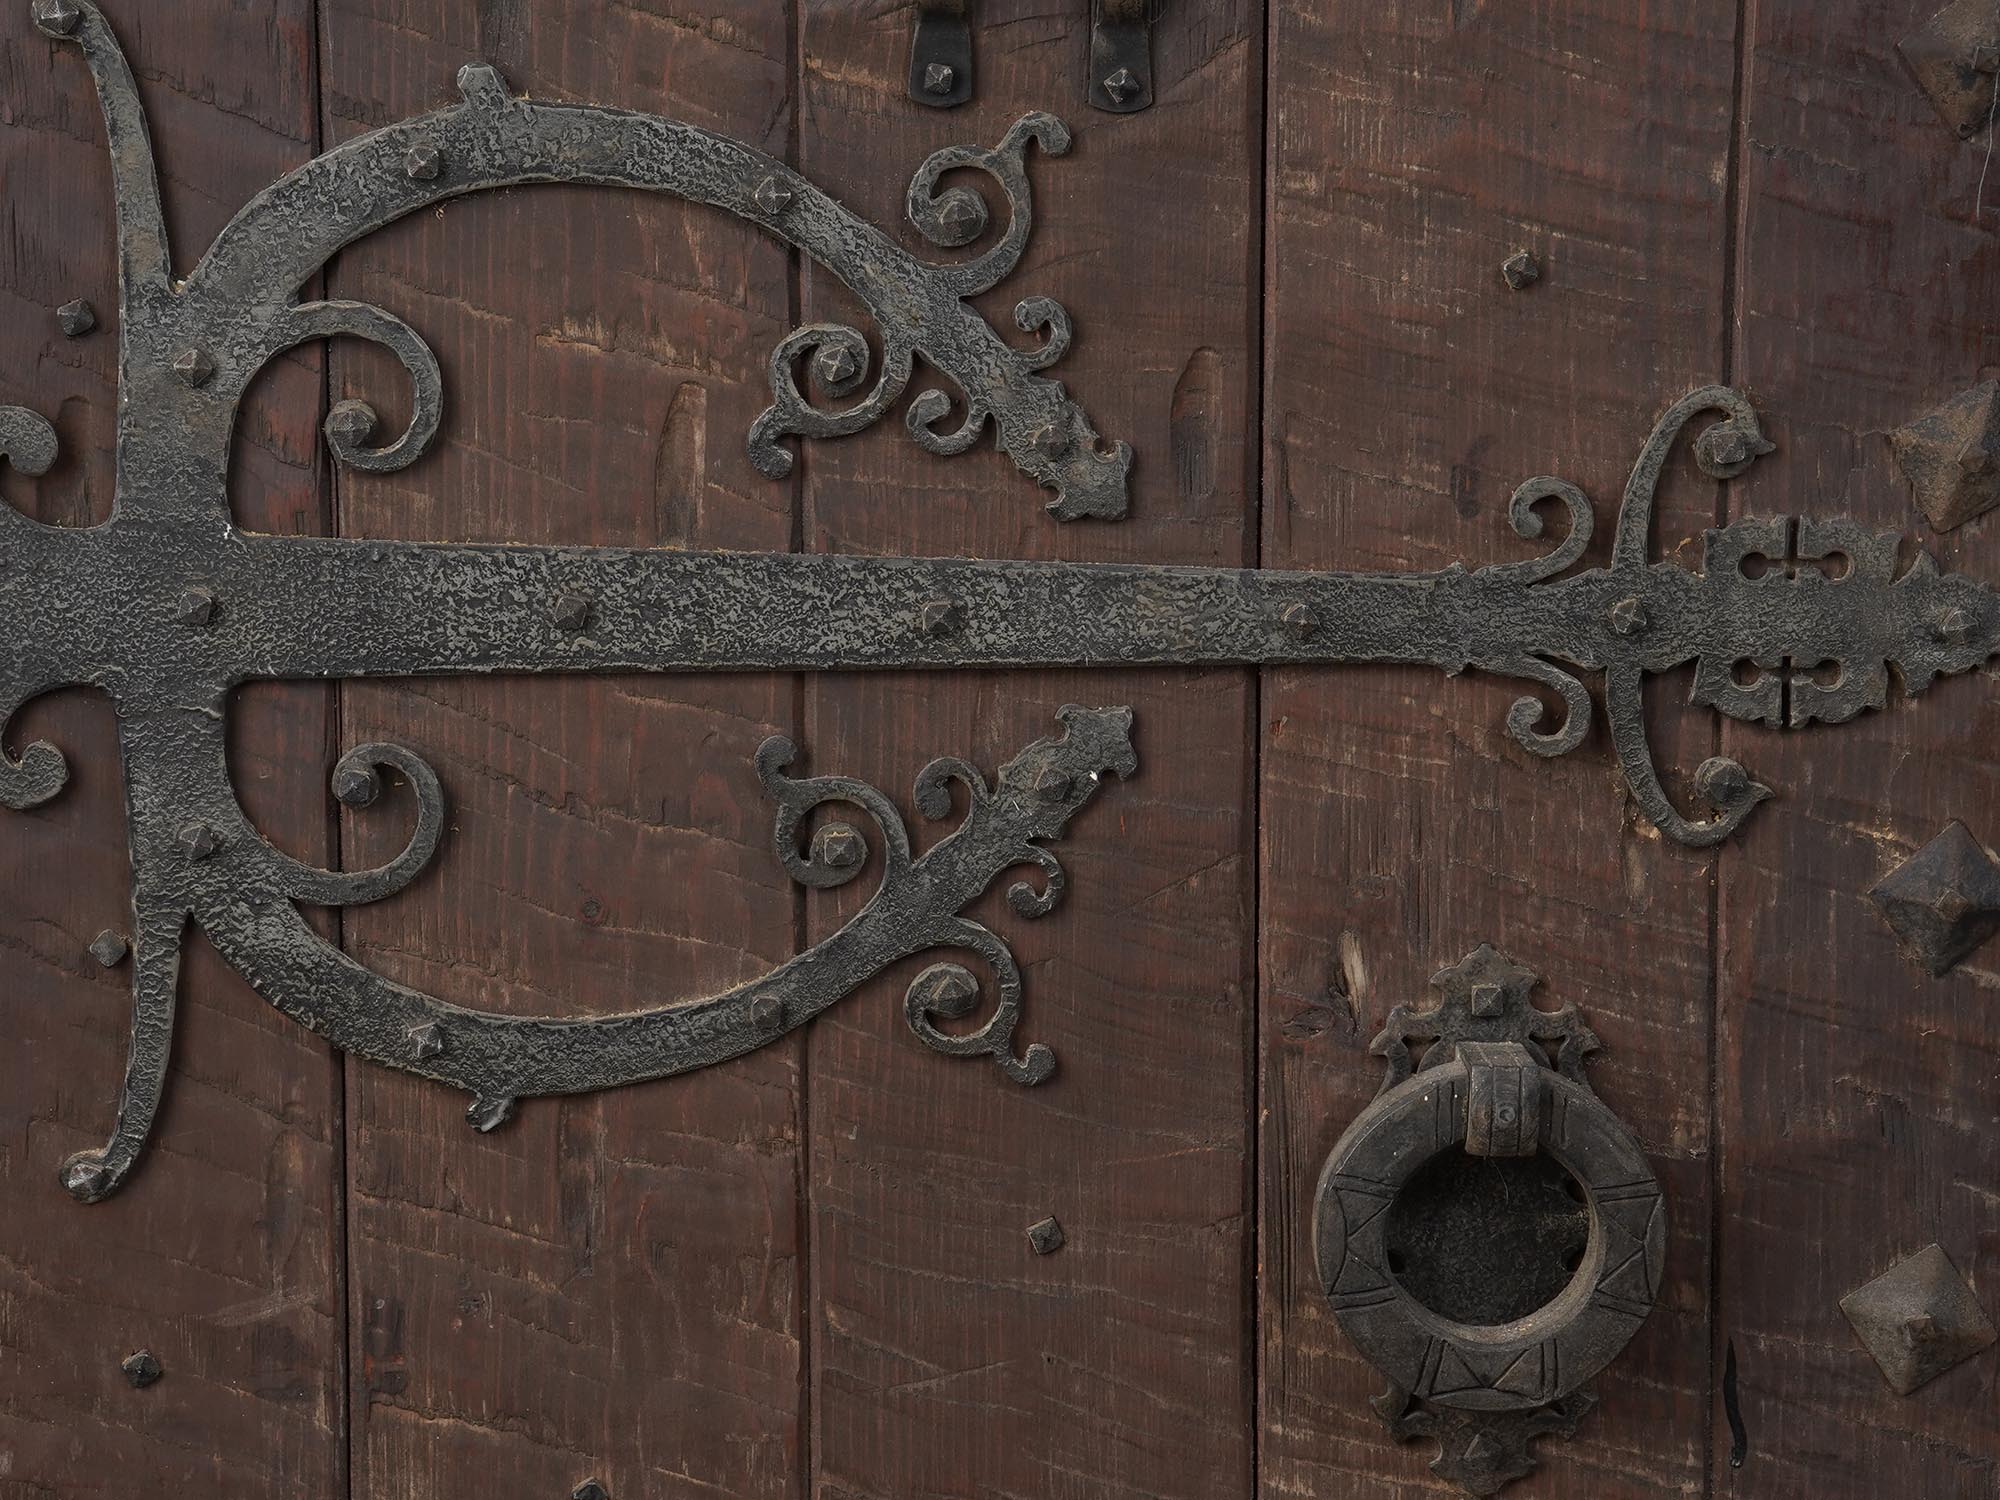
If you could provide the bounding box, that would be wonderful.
[811,822,866,870]
[1469,981,1506,1018]
[88,929,129,968]
[1030,765,1073,803]
[457,62,507,102]
[814,344,861,388]
[177,822,223,863]
[1281,602,1316,640]
[752,175,794,215]
[332,764,379,808]
[57,298,96,337]
[61,1158,109,1201]
[1694,757,1752,804]
[31,0,81,37]
[466,1095,516,1133]
[1932,606,1973,645]
[908,963,979,1016]
[1026,1216,1065,1254]
[918,597,961,637]
[749,994,785,1034]
[1708,429,1751,467]
[1500,249,1541,291]
[176,585,217,626]
[1691,420,1775,480]
[172,346,215,387]
[120,1350,163,1389]
[325,400,377,451]
[1101,67,1141,104]
[1028,423,1072,463]
[404,143,442,181]
[409,1021,445,1060]
[551,593,592,632]
[923,62,956,96]
[572,1482,611,1500]
[936,195,983,238]
[1607,596,1649,637]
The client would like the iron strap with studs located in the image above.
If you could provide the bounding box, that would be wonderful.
[7,1,2000,1201]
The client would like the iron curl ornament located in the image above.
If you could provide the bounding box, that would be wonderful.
[7,0,2000,1200]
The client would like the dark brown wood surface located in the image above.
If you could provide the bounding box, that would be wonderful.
[1258,4,1739,1495]
[0,5,346,1496]
[320,3,803,1497]
[6,1,2000,1497]
[794,4,1262,1496]
[1717,1,2000,1493]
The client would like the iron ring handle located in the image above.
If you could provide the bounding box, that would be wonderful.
[1313,1041,1666,1412]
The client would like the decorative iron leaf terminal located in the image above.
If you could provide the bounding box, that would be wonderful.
[6,2,2000,1198]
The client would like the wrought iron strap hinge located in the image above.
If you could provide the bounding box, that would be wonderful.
[7,1,1999,1202]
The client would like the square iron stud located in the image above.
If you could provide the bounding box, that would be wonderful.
[31,0,81,37]
[1026,1216,1065,1255]
[1841,1244,1996,1396]
[120,1350,163,1388]
[409,1021,445,1060]
[572,1480,611,1500]
[1897,0,2000,138]
[1868,821,2000,976]
[176,585,218,626]
[172,346,215,388]
[57,298,96,337]
[550,593,592,632]
[1888,381,2000,531]
[88,929,129,968]
[176,822,223,863]
[1500,249,1541,291]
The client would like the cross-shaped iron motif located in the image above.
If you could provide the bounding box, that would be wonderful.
[7,0,2000,1201]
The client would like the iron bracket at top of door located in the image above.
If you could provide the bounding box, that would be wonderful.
[1089,0,1156,112]
[909,0,975,108]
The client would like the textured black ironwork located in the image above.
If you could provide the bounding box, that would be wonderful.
[1316,947,1665,1497]
[10,2,2000,1202]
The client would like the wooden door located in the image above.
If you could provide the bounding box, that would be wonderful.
[2,2,1996,1497]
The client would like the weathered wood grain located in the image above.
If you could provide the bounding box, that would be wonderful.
[0,3,344,1495]
[1258,3,1740,1494]
[1717,2,2000,1492]
[795,3,1262,1496]
[320,2,804,1496]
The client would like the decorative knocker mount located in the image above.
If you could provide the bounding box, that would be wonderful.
[6,1,2000,1201]
[1314,947,1664,1497]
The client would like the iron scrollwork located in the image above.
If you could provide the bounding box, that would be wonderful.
[7,2,2000,1200]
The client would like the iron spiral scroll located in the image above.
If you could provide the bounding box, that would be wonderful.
[6,0,2000,1201]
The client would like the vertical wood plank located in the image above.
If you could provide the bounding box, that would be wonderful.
[1719,1,2000,1491]
[0,2,344,1494]
[1258,3,1741,1494]
[796,4,1262,1496]
[320,3,804,1496]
